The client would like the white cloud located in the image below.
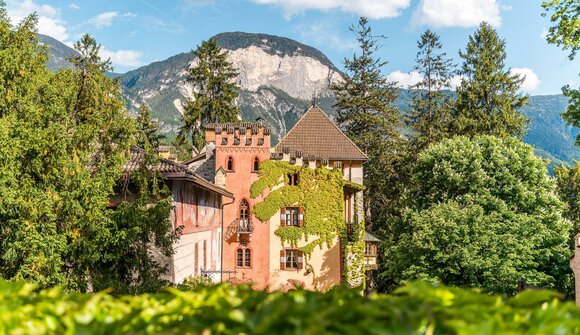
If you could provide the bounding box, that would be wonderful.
[411,0,502,28]
[449,75,464,89]
[88,11,136,28]
[99,46,143,68]
[69,3,80,10]
[251,0,411,20]
[388,71,465,90]
[6,0,69,41]
[387,70,423,88]
[510,67,541,92]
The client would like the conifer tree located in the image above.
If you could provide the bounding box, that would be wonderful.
[453,22,528,138]
[178,39,239,152]
[136,104,164,151]
[332,17,404,232]
[407,30,454,151]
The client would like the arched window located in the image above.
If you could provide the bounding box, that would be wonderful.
[236,248,252,268]
[236,248,243,267]
[226,156,234,171]
[253,157,260,172]
[239,199,250,231]
[245,249,251,267]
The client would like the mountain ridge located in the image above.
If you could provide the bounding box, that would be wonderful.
[38,32,579,167]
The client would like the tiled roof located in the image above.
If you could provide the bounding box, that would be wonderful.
[275,106,367,161]
[123,146,233,198]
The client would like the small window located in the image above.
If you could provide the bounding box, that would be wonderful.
[245,249,251,267]
[236,248,243,267]
[236,247,252,268]
[282,249,303,270]
[285,207,299,226]
[227,156,234,171]
[288,173,299,186]
[253,157,260,172]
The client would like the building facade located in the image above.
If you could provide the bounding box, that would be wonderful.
[188,105,371,290]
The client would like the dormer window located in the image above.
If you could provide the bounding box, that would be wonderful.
[253,157,260,172]
[226,156,234,171]
[288,173,299,186]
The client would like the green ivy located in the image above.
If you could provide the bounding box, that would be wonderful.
[251,160,366,287]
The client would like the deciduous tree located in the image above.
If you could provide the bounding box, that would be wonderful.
[384,135,571,295]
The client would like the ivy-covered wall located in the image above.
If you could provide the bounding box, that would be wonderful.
[250,160,366,288]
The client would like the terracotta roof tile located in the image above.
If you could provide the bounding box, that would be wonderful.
[275,106,367,161]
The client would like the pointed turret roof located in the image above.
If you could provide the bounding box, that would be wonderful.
[275,106,367,161]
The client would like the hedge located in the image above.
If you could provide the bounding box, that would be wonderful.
[1,279,579,334]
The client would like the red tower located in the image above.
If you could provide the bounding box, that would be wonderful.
[205,122,271,287]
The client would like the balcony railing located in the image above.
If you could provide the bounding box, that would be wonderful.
[224,218,255,243]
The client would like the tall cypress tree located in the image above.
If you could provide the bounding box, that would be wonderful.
[178,39,239,152]
[332,17,403,233]
[453,22,528,138]
[407,30,454,151]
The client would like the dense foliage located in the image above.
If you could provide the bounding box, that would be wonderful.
[178,38,240,151]
[0,6,178,294]
[453,22,528,138]
[2,279,580,334]
[555,163,580,247]
[384,135,572,295]
[0,9,134,291]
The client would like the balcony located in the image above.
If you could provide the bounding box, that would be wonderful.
[225,218,255,243]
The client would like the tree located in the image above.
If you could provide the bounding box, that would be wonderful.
[332,17,404,234]
[136,104,164,151]
[453,22,528,138]
[555,163,580,248]
[383,135,571,295]
[406,30,455,151]
[542,1,580,144]
[178,39,239,152]
[0,16,135,290]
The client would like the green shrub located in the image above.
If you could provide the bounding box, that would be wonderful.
[1,279,580,334]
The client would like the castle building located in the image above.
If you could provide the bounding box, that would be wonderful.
[187,105,372,290]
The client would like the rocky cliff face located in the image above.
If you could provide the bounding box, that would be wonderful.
[119,32,342,142]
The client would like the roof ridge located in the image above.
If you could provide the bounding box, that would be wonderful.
[275,105,317,151]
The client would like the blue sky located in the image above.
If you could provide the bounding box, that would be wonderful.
[5,0,578,95]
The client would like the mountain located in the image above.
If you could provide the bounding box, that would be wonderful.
[38,32,579,167]
[37,34,77,70]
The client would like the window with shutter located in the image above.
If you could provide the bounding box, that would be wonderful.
[284,249,299,269]
[285,207,299,226]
